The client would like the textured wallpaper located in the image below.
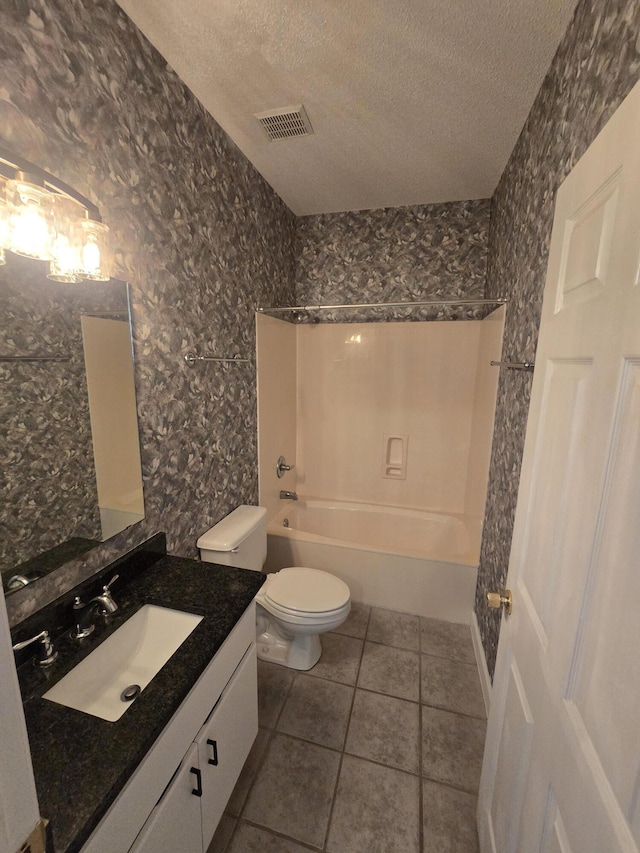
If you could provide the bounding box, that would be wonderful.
[475,0,640,677]
[3,0,296,625]
[295,200,491,318]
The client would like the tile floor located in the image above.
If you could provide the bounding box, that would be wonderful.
[208,604,486,853]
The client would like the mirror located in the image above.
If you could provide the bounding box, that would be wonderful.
[0,252,145,595]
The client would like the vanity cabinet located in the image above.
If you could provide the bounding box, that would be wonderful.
[82,604,258,853]
[129,646,257,853]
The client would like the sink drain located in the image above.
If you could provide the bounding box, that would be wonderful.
[121,684,141,702]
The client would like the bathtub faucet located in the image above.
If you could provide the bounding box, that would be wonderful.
[280,490,298,500]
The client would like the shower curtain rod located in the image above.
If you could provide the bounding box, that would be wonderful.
[257,298,507,313]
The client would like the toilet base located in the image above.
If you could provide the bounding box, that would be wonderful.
[256,628,322,670]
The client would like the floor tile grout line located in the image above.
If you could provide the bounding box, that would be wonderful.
[269,668,297,733]
[230,668,298,834]
[421,770,482,798]
[354,683,420,705]
[321,607,369,851]
[365,608,421,652]
[341,747,421,777]
[226,727,275,828]
[420,648,480,667]
[420,650,478,665]
[422,705,486,721]
[259,710,481,785]
[248,725,427,779]
[292,664,485,721]
[236,817,323,851]
[421,698,487,722]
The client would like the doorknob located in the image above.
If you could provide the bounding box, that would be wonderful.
[486,589,512,615]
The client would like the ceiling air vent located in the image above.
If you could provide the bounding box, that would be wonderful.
[254,105,314,141]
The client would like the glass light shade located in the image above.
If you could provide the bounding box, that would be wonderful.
[79,218,111,281]
[0,180,10,251]
[0,197,8,264]
[48,195,84,282]
[6,176,55,260]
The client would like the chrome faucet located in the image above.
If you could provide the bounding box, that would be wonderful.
[71,574,119,640]
[6,573,31,590]
[280,490,298,500]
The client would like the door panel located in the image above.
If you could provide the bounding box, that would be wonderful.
[490,659,534,853]
[519,360,592,627]
[129,743,203,853]
[556,172,619,310]
[569,359,640,828]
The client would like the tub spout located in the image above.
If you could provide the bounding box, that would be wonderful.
[280,490,298,500]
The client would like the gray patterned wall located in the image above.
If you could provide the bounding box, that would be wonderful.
[3,0,296,625]
[294,200,490,312]
[476,0,640,677]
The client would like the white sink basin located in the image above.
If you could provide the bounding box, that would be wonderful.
[44,605,203,722]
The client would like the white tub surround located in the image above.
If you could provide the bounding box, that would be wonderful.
[265,498,481,623]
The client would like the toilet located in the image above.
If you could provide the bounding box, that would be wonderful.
[197,505,351,670]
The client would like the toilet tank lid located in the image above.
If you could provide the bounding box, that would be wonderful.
[197,505,267,551]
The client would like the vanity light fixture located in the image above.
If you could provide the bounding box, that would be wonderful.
[0,143,112,282]
[6,172,55,260]
[0,192,9,266]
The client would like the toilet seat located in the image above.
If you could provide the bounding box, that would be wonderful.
[263,567,350,615]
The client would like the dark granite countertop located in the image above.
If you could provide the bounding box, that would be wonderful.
[17,554,264,853]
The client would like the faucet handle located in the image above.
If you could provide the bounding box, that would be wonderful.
[276,456,294,478]
[12,629,58,667]
[103,573,119,594]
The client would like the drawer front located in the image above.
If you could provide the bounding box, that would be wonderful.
[197,644,258,849]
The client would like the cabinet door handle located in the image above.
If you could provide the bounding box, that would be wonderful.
[190,766,203,797]
[207,738,218,766]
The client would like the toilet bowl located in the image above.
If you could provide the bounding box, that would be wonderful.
[255,566,350,669]
[197,506,351,670]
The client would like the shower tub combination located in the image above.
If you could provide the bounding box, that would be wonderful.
[264,497,482,623]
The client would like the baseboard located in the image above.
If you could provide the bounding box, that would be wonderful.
[472,611,492,717]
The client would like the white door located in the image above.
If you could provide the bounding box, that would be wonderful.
[478,78,640,853]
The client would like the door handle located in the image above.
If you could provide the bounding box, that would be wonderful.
[190,766,203,797]
[207,738,218,766]
[486,589,512,616]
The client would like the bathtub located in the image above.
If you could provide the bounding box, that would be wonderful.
[264,498,481,623]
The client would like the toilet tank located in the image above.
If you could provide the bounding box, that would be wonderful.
[197,505,267,571]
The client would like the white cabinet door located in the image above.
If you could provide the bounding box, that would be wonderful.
[197,646,258,850]
[129,743,203,853]
[478,80,640,852]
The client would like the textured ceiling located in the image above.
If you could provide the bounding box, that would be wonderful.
[115,0,579,216]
